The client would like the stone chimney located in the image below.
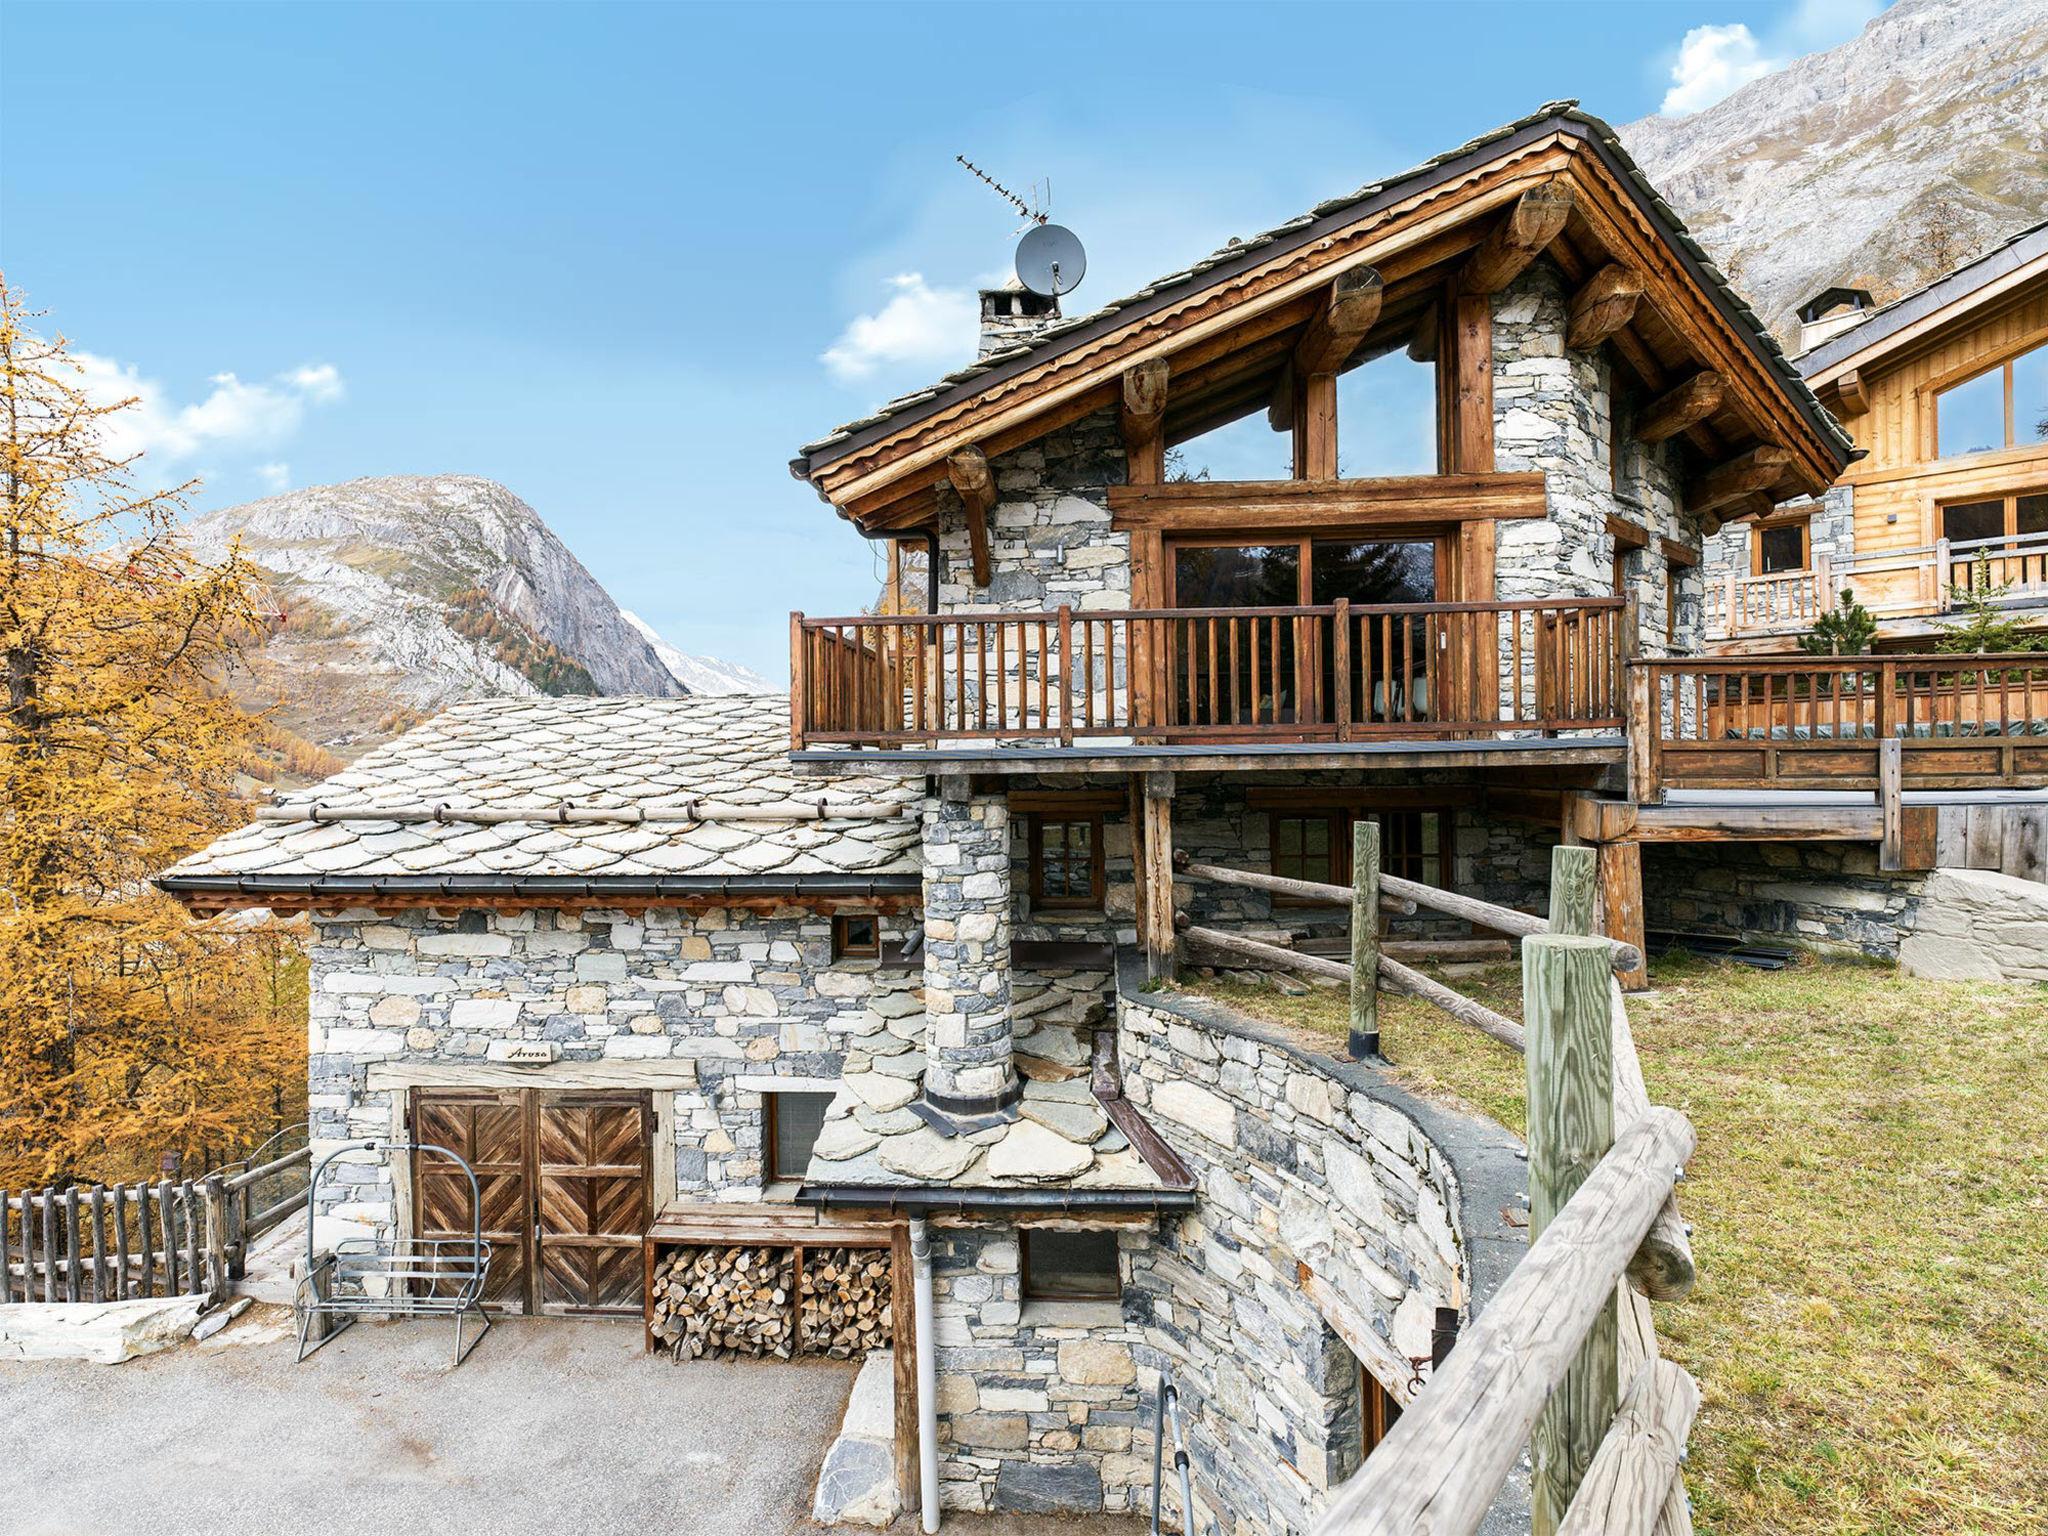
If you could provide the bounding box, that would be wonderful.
[978,282,1059,358]
[1796,286,1875,355]
[918,777,1021,1123]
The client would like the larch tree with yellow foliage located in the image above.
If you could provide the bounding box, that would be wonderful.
[0,273,307,1187]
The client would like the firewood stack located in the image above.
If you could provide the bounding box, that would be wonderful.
[648,1242,894,1362]
[650,1245,796,1360]
[799,1246,893,1358]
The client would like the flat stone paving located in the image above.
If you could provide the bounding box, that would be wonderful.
[0,1307,1140,1535]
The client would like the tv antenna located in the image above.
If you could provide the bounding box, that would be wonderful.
[954,153,1086,300]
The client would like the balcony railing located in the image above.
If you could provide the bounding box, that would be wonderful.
[1705,530,2048,640]
[791,599,1627,750]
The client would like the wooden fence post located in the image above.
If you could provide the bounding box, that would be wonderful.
[1548,844,1597,935]
[203,1175,229,1304]
[1349,819,1382,1059]
[1143,772,1178,982]
[1525,931,1620,1536]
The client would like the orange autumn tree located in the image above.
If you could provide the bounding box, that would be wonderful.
[0,273,307,1186]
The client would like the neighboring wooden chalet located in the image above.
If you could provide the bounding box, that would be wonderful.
[160,102,2048,1533]
[1706,219,2048,648]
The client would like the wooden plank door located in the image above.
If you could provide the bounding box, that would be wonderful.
[533,1091,651,1317]
[412,1089,530,1313]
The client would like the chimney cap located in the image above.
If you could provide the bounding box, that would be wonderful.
[1797,286,1875,324]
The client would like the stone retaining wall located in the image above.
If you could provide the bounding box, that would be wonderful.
[1643,841,1925,958]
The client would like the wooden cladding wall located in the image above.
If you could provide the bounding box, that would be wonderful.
[793,599,1627,748]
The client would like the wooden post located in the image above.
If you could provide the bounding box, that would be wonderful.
[137,1183,155,1298]
[1597,843,1650,993]
[90,1185,107,1302]
[1627,665,1661,805]
[1548,844,1598,935]
[1878,737,1905,872]
[1350,819,1382,1059]
[113,1185,131,1301]
[788,613,807,751]
[1143,772,1177,982]
[890,1221,919,1513]
[159,1178,179,1296]
[203,1175,228,1304]
[1057,605,1075,747]
[183,1182,202,1297]
[64,1186,82,1302]
[1333,598,1352,741]
[1525,932,1620,1536]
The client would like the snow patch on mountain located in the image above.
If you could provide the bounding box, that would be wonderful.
[622,612,777,696]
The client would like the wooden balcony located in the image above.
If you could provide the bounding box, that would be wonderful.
[790,599,1627,751]
[1705,530,2048,642]
[1634,653,2048,794]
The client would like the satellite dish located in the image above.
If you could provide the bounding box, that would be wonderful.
[1016,223,1087,298]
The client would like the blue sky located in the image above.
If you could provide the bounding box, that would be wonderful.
[0,0,1883,678]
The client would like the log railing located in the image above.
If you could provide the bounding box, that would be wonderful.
[1631,653,2048,795]
[791,599,1627,748]
[1705,529,2048,639]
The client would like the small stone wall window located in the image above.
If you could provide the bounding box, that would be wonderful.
[766,1091,836,1183]
[832,913,882,961]
[1027,813,1104,910]
[1754,518,1810,575]
[1358,1365,1403,1463]
[1020,1228,1120,1301]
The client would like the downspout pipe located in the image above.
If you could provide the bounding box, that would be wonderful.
[910,1216,941,1533]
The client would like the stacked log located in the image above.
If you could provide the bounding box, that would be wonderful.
[650,1245,796,1360]
[798,1246,892,1358]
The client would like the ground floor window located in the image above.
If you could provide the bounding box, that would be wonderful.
[1027,811,1105,910]
[1268,807,1450,896]
[831,913,881,960]
[1020,1228,1120,1300]
[765,1091,836,1183]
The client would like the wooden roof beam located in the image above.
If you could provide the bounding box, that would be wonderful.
[1460,182,1575,296]
[1635,372,1726,444]
[1689,446,1792,516]
[1698,491,1776,539]
[1295,265,1384,375]
[1835,367,1869,416]
[1120,360,1170,485]
[1406,303,1440,363]
[946,447,995,587]
[1565,263,1644,352]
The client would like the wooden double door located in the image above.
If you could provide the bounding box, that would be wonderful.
[411,1088,652,1318]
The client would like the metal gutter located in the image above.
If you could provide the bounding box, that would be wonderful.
[155,872,923,901]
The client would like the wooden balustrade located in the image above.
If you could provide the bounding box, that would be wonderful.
[1631,653,2048,794]
[792,599,1626,748]
[1706,530,2048,639]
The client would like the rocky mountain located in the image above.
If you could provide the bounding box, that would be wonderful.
[1622,0,2048,345]
[622,612,776,695]
[183,474,722,759]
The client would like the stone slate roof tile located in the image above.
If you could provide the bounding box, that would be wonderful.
[163,694,922,886]
[791,101,1852,480]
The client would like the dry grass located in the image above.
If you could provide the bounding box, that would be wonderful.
[1190,956,2048,1535]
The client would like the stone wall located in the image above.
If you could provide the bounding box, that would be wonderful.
[1643,840,1925,958]
[1116,968,1525,1536]
[306,904,920,1231]
[1702,484,1857,620]
[928,1218,1155,1515]
[1899,868,2048,983]
[923,791,1019,1110]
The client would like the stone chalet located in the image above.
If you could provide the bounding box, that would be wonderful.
[163,101,2048,1532]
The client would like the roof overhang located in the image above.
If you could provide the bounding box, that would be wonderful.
[791,104,1851,526]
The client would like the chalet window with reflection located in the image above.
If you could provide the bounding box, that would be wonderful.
[765,1091,836,1183]
[1935,340,2048,459]
[1021,1228,1121,1301]
[1941,489,2048,547]
[832,913,881,961]
[1027,813,1104,910]
[1753,519,1809,575]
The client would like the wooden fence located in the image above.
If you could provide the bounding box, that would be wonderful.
[1,1132,309,1307]
[792,598,1627,747]
[1175,845,1700,1534]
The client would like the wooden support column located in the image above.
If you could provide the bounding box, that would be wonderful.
[1349,820,1381,1060]
[1142,772,1177,981]
[1597,842,1649,993]
[1120,360,1169,486]
[946,447,996,588]
[890,1221,919,1512]
[1878,737,1905,872]
[1281,266,1381,479]
[1524,928,1620,1536]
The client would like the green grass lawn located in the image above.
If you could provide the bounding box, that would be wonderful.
[1188,956,2048,1536]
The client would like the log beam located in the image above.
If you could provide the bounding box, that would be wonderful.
[1295,265,1384,376]
[1120,360,1169,486]
[1566,264,1645,353]
[1688,445,1792,515]
[1461,182,1575,296]
[1634,373,1726,444]
[1835,367,1869,416]
[946,447,995,587]
[1406,302,1440,363]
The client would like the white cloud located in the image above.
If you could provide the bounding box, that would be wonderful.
[255,462,292,492]
[1660,23,1779,114]
[821,273,976,383]
[68,352,346,464]
[1658,1,1883,115]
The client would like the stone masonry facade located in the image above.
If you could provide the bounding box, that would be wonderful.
[306,904,920,1230]
[1645,839,1925,959]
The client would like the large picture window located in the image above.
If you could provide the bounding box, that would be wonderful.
[1935,340,2047,459]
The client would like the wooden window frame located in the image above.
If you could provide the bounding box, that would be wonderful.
[1266,804,1455,905]
[763,1088,838,1184]
[1930,335,2045,461]
[1660,537,1699,645]
[1360,1364,1403,1462]
[1164,531,1452,608]
[1938,486,2048,545]
[831,913,882,961]
[1019,1227,1121,1302]
[1026,811,1106,911]
[1750,515,1811,577]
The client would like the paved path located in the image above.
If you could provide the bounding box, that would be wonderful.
[0,1306,1140,1535]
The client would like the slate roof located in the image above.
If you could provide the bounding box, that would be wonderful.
[1796,217,2048,378]
[160,694,922,892]
[790,101,1854,482]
